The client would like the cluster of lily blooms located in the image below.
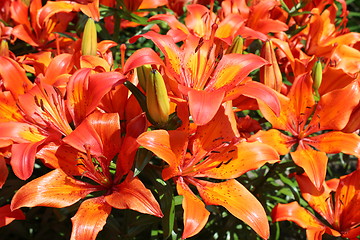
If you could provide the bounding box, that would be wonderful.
[0,0,359,239]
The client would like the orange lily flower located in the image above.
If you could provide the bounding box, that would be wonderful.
[125,30,280,125]
[251,73,360,189]
[220,0,288,42]
[11,112,162,240]
[138,106,279,239]
[272,170,360,239]
[0,56,125,179]
[149,3,245,44]
[10,0,76,50]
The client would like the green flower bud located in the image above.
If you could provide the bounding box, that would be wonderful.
[312,60,323,100]
[81,18,97,56]
[226,35,244,54]
[146,69,170,124]
[136,64,152,92]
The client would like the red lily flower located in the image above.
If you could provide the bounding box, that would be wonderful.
[125,30,280,125]
[251,73,360,189]
[138,106,279,239]
[272,170,360,239]
[11,112,163,240]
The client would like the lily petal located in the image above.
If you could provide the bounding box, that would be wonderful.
[307,131,360,157]
[196,141,279,179]
[291,145,328,190]
[11,140,46,180]
[137,130,187,180]
[309,80,360,132]
[129,31,182,81]
[295,174,335,225]
[0,156,8,188]
[272,202,327,238]
[105,173,163,217]
[11,169,97,210]
[123,48,164,74]
[206,53,268,90]
[188,89,225,125]
[0,204,25,227]
[67,69,125,126]
[250,129,294,155]
[176,177,209,239]
[0,56,32,97]
[195,179,270,239]
[70,197,111,240]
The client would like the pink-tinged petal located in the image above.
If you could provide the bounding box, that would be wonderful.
[250,129,294,155]
[0,156,8,188]
[227,81,281,117]
[67,69,125,125]
[37,1,74,28]
[195,141,279,179]
[123,48,164,74]
[70,196,111,240]
[11,169,98,210]
[295,174,335,225]
[0,56,33,97]
[206,53,268,90]
[0,204,25,227]
[10,140,46,180]
[105,173,163,217]
[307,132,360,157]
[137,130,187,180]
[129,31,182,80]
[188,89,225,125]
[291,146,328,190]
[272,202,328,237]
[195,179,270,239]
[176,177,209,239]
[309,80,360,132]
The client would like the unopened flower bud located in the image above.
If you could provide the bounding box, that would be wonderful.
[312,60,323,100]
[260,40,282,92]
[146,69,170,124]
[81,18,97,56]
[0,40,9,57]
[136,64,152,91]
[226,35,244,54]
